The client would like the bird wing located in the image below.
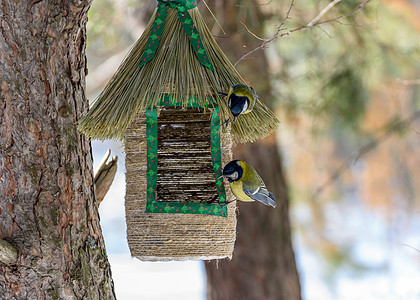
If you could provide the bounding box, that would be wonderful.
[239,161,277,208]
[243,185,276,208]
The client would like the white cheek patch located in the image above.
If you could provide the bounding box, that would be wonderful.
[241,101,249,114]
[230,171,239,181]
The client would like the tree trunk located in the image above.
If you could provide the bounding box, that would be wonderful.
[203,1,301,299]
[0,1,116,299]
[206,139,301,300]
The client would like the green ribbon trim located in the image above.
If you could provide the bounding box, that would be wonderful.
[210,107,226,204]
[145,107,158,206]
[139,0,214,72]
[144,99,227,217]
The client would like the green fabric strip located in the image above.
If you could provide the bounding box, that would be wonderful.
[160,0,197,10]
[146,201,227,216]
[210,107,226,203]
[139,4,167,69]
[144,101,227,217]
[139,0,214,71]
[146,107,158,204]
[176,9,214,71]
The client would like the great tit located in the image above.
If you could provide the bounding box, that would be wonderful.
[221,160,276,208]
[219,84,258,124]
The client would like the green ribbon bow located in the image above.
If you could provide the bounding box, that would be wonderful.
[139,0,214,71]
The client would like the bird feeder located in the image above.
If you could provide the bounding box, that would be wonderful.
[79,0,279,261]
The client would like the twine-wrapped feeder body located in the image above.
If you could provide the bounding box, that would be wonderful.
[125,105,237,260]
[79,0,279,261]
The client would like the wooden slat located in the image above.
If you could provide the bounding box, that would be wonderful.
[156,107,217,203]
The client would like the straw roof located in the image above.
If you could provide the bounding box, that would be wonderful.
[78,7,279,143]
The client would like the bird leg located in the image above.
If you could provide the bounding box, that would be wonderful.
[207,195,237,206]
[219,199,237,207]
[207,194,219,204]
[221,117,230,126]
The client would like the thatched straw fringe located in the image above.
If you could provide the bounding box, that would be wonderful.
[78,7,279,143]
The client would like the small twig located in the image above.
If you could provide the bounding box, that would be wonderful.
[307,0,342,27]
[312,0,372,27]
[278,0,296,31]
[235,0,372,66]
[234,0,295,66]
[240,21,265,41]
[402,244,420,254]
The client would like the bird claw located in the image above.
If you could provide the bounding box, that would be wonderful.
[221,118,230,126]
[218,199,237,207]
[207,195,218,204]
[207,195,237,207]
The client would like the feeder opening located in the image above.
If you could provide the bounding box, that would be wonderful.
[157,107,218,203]
[144,100,227,216]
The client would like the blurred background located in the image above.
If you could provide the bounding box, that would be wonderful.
[87,0,420,299]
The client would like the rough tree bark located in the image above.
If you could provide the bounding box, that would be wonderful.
[0,0,116,299]
[203,1,302,299]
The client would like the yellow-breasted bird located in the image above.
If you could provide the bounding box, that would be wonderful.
[219,84,258,124]
[221,160,276,208]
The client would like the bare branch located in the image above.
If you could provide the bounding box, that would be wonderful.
[234,0,295,66]
[402,244,420,254]
[240,21,265,41]
[307,0,342,27]
[235,0,373,66]
[278,0,296,32]
[312,0,372,27]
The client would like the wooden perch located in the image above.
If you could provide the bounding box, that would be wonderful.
[94,149,118,205]
[0,239,18,265]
